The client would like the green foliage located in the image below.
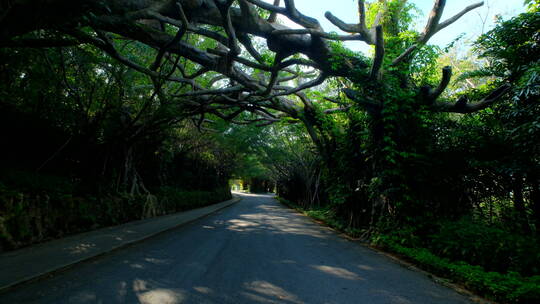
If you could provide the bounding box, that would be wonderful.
[429,218,540,275]
[254,6,271,20]
[158,186,232,212]
[0,33,239,251]
[475,10,540,81]
[525,0,540,11]
[0,171,231,251]
[327,40,369,79]
[0,170,74,195]
[409,44,441,85]
[260,51,275,66]
[365,0,421,35]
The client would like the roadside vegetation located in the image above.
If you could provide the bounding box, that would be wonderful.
[0,45,238,251]
[279,197,540,303]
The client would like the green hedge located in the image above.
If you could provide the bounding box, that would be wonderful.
[0,177,231,252]
[428,218,540,276]
[158,186,232,212]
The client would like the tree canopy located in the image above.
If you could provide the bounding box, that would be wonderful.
[1,0,508,122]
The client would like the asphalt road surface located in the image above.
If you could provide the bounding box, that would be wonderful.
[0,193,473,304]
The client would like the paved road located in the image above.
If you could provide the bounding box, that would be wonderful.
[0,193,473,304]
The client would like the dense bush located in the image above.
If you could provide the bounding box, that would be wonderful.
[0,171,232,252]
[428,218,540,276]
[158,186,232,212]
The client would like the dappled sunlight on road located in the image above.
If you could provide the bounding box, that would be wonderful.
[124,256,173,270]
[67,242,96,254]
[136,288,185,304]
[225,212,330,237]
[144,257,172,265]
[226,218,262,231]
[129,262,144,269]
[311,265,365,281]
[193,286,213,294]
[242,280,303,304]
[132,278,149,292]
[222,198,331,239]
[231,191,275,198]
[357,264,375,271]
[133,279,185,304]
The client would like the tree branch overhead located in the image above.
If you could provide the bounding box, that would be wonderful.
[0,0,490,122]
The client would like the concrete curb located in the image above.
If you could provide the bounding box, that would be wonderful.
[0,196,241,293]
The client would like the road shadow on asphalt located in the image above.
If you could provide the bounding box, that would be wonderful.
[1,193,472,304]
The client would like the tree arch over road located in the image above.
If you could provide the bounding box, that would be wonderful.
[1,0,515,226]
[1,0,505,123]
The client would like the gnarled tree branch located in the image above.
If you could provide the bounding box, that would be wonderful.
[434,84,511,113]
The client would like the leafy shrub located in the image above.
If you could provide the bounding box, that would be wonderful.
[428,218,540,275]
[158,186,232,212]
[0,171,232,252]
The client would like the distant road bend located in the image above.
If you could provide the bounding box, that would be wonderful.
[1,193,473,304]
